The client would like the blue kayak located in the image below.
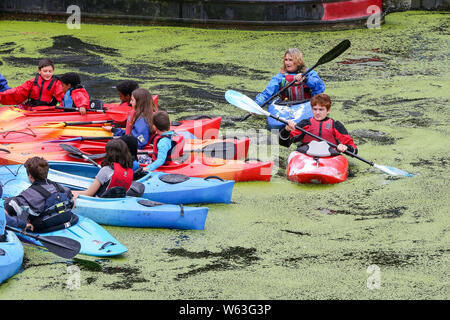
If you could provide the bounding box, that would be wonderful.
[0,231,24,284]
[0,164,209,230]
[267,99,312,130]
[0,199,127,257]
[3,161,234,205]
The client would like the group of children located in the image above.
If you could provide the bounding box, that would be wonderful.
[0,49,358,239]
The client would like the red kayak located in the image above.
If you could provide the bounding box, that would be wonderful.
[0,116,222,143]
[286,151,348,184]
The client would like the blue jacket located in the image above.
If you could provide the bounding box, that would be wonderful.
[255,70,325,106]
[0,73,11,92]
[113,117,151,149]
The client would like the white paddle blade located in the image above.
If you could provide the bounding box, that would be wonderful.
[225,90,269,116]
[374,164,414,177]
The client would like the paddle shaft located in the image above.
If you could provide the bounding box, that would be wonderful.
[5,225,77,251]
[272,114,374,166]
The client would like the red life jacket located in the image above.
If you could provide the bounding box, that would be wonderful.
[149,132,185,163]
[302,118,338,145]
[107,163,133,191]
[280,74,312,102]
[125,108,136,135]
[27,74,60,107]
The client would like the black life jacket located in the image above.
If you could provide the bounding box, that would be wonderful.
[25,180,74,232]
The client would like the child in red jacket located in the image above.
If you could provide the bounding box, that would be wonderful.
[60,72,90,115]
[279,93,357,155]
[0,58,64,109]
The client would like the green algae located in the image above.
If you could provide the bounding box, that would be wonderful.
[0,11,449,299]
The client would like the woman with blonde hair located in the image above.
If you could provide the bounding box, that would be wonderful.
[255,48,325,130]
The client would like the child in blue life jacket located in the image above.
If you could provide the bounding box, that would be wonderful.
[255,48,325,106]
[0,58,64,109]
[60,72,90,115]
[279,93,357,155]
[104,88,156,149]
[3,157,74,233]
[116,80,139,107]
[72,139,134,199]
[142,111,184,172]
[0,73,10,92]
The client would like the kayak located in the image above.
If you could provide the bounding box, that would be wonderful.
[0,230,24,284]
[267,98,312,130]
[286,151,348,184]
[0,115,222,143]
[1,161,235,204]
[74,195,209,229]
[0,199,127,257]
[0,137,249,165]
[154,154,273,182]
[0,165,210,229]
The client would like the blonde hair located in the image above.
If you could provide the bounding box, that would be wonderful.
[281,48,306,73]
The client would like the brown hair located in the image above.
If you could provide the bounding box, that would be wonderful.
[101,139,133,169]
[281,48,306,74]
[131,88,156,133]
[311,93,332,110]
[153,110,171,132]
[24,157,49,181]
[38,58,54,70]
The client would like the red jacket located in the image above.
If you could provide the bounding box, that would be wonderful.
[279,117,358,154]
[62,86,90,109]
[0,74,64,106]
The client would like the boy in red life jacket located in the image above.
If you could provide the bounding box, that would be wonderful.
[142,111,185,172]
[72,139,134,199]
[0,58,64,109]
[279,93,357,155]
[60,72,90,115]
[116,80,139,107]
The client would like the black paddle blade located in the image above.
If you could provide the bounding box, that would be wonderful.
[39,235,81,259]
[316,39,351,66]
[59,143,83,155]
[68,152,106,160]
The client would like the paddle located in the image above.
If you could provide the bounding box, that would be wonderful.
[54,107,129,122]
[259,39,351,109]
[6,225,81,259]
[42,120,114,128]
[225,89,414,177]
[59,144,101,167]
[59,140,241,160]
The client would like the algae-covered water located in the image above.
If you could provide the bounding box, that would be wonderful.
[0,12,449,300]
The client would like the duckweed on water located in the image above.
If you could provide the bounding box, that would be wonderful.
[0,11,449,299]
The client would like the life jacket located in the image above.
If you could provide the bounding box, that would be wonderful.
[27,73,59,107]
[63,85,88,109]
[24,180,74,232]
[302,117,338,145]
[107,163,133,191]
[280,74,312,102]
[149,132,185,163]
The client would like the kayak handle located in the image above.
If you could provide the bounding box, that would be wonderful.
[204,175,224,182]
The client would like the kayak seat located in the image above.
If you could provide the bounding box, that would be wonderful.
[99,186,127,198]
[299,141,340,157]
[34,213,79,234]
[159,174,190,184]
[126,182,145,197]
